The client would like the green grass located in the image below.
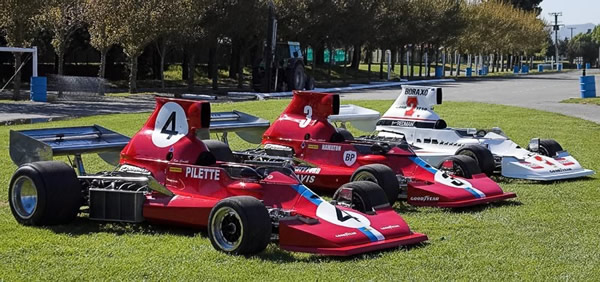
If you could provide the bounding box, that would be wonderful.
[562,97,600,106]
[0,100,599,280]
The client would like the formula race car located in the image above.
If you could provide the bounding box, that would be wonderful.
[235,91,516,208]
[376,86,595,181]
[8,97,427,256]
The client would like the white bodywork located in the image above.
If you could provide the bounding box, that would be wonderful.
[376,86,594,181]
[329,104,380,132]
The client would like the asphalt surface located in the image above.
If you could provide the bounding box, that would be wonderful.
[340,69,600,124]
[0,70,598,124]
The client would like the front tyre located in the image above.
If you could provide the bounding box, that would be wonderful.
[350,164,399,205]
[9,161,82,226]
[530,139,563,157]
[456,144,495,176]
[333,181,390,214]
[208,196,271,255]
[437,155,481,179]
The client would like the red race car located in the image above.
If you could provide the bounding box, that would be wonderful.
[7,97,427,256]
[253,91,516,208]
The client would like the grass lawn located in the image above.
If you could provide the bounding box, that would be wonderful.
[561,97,600,106]
[0,100,598,280]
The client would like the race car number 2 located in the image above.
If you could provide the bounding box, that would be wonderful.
[152,102,189,148]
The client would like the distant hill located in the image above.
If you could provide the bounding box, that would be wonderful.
[556,23,596,41]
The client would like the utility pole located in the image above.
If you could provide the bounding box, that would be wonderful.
[549,12,563,69]
[568,27,576,40]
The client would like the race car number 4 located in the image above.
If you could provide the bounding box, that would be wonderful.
[152,102,189,148]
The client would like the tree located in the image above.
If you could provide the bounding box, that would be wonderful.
[113,0,163,93]
[567,33,599,65]
[0,0,44,100]
[84,0,119,82]
[507,0,542,14]
[39,0,84,77]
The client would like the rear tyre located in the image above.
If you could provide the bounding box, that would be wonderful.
[530,139,563,157]
[208,196,271,255]
[204,140,235,162]
[437,155,481,179]
[350,164,399,205]
[456,144,495,176]
[333,181,390,213]
[286,63,305,91]
[305,75,315,90]
[9,161,82,226]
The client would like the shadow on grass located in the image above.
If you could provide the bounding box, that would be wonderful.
[254,240,429,263]
[448,199,522,214]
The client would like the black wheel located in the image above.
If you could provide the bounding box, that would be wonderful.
[336,128,354,141]
[529,139,563,157]
[305,75,315,90]
[9,161,82,226]
[437,155,481,179]
[333,181,390,214]
[204,140,235,162]
[350,164,399,205]
[208,196,271,255]
[456,144,495,176]
[286,63,305,91]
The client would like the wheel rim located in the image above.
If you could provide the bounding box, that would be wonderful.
[11,175,38,219]
[211,207,243,251]
[353,171,378,183]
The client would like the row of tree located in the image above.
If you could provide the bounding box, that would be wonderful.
[1,0,547,98]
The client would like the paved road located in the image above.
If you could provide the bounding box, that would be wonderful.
[340,70,600,124]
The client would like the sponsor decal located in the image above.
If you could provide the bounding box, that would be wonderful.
[307,144,319,150]
[343,151,357,166]
[381,224,401,230]
[185,167,221,180]
[299,175,316,183]
[335,232,357,238]
[294,167,322,174]
[322,144,341,151]
[404,88,431,96]
[549,168,573,173]
[391,120,416,127]
[409,196,440,202]
[169,167,182,173]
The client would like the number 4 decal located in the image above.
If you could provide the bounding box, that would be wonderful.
[152,102,188,148]
[160,112,178,139]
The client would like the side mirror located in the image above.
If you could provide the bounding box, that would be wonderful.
[528,138,540,152]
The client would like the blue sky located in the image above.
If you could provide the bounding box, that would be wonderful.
[539,0,599,25]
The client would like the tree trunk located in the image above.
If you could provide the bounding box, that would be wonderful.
[400,46,405,78]
[316,45,325,66]
[157,39,167,90]
[129,55,139,93]
[182,47,188,80]
[98,48,108,95]
[351,43,361,69]
[418,44,424,77]
[237,49,244,89]
[343,46,348,83]
[367,49,372,82]
[450,51,454,76]
[327,47,333,83]
[13,53,22,100]
[391,48,397,72]
[379,50,384,80]
[211,45,218,90]
[57,46,65,98]
[229,41,239,79]
[410,45,415,78]
[187,51,196,93]
[457,54,462,77]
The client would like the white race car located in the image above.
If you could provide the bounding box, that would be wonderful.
[375,86,595,181]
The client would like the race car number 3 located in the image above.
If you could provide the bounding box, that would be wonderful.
[152,102,189,148]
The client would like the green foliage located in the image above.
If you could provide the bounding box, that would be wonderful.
[0,101,598,280]
[566,33,599,64]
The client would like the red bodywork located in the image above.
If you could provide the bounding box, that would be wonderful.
[118,97,427,255]
[262,91,516,207]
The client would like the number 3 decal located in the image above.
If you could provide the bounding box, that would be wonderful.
[152,102,188,148]
[299,105,312,128]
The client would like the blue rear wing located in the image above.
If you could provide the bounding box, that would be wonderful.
[9,125,130,166]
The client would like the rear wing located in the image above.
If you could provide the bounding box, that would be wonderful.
[210,111,270,144]
[9,125,130,167]
[328,104,381,132]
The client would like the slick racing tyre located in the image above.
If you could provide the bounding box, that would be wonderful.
[333,181,390,214]
[9,161,82,226]
[437,155,481,179]
[456,144,495,176]
[208,196,271,255]
[204,140,236,163]
[350,164,399,205]
[286,63,305,91]
[529,139,563,157]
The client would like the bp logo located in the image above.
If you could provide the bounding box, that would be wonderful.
[343,151,357,166]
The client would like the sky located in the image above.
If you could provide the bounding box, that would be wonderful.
[539,0,599,25]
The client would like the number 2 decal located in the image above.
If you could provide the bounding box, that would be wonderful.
[152,102,188,148]
[299,105,313,128]
[405,97,418,116]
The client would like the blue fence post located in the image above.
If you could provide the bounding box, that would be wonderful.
[30,77,47,102]
[580,76,597,98]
